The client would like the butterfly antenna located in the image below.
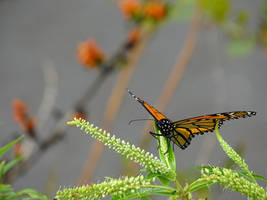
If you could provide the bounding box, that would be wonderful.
[127,89,145,104]
[128,118,154,125]
[127,89,138,100]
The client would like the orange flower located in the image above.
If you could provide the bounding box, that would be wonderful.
[22,117,35,133]
[12,99,27,112]
[14,142,23,156]
[72,112,87,120]
[77,39,105,68]
[119,0,140,18]
[12,99,36,137]
[13,112,26,123]
[12,99,27,122]
[128,28,140,44]
[144,2,166,21]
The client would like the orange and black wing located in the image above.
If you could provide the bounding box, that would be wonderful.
[170,111,256,149]
[128,90,167,121]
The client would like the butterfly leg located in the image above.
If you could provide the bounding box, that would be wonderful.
[149,131,174,139]
[149,131,161,150]
[149,131,163,138]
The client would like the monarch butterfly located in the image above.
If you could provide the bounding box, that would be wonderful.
[128,90,256,149]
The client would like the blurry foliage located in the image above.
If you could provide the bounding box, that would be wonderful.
[226,38,255,57]
[260,0,267,47]
[199,0,230,23]
[236,10,249,27]
[0,136,48,200]
[168,0,195,22]
[132,0,267,57]
[195,0,267,56]
[263,0,267,25]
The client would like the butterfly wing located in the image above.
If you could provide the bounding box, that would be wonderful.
[128,90,167,121]
[170,111,256,149]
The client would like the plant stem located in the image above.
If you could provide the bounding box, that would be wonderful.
[142,184,176,192]
[187,177,212,191]
[122,184,177,199]
[175,178,188,200]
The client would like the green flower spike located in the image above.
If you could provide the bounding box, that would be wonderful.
[67,118,173,176]
[201,167,267,200]
[56,175,151,200]
[214,121,256,183]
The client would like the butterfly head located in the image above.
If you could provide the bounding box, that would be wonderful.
[156,118,174,135]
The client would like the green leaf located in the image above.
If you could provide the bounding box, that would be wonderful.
[240,171,267,182]
[157,175,172,186]
[0,184,16,199]
[146,172,177,185]
[3,156,23,175]
[0,184,13,194]
[188,179,214,193]
[110,196,121,200]
[153,121,176,172]
[18,198,32,200]
[15,188,49,200]
[151,121,176,184]
[139,196,151,200]
[0,161,6,182]
[146,172,160,180]
[0,136,23,159]
[252,173,267,182]
[226,38,255,57]
[197,166,213,171]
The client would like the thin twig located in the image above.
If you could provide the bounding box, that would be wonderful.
[74,69,112,111]
[37,62,58,133]
[5,68,112,183]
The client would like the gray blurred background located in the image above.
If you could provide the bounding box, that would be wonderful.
[0,0,266,199]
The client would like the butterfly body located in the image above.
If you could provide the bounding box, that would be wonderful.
[128,90,256,150]
[156,119,174,136]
